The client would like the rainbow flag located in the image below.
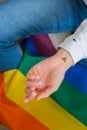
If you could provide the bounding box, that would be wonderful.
[0,35,87,130]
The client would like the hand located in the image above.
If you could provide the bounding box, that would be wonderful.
[24,48,73,103]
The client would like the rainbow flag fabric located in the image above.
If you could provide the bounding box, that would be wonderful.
[0,34,87,130]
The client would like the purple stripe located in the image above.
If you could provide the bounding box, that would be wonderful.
[31,34,56,56]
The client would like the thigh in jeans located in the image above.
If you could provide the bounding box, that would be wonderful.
[0,0,75,72]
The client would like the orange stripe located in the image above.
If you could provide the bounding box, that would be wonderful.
[0,73,48,130]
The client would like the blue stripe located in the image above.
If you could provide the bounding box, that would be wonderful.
[23,38,39,56]
[65,64,87,94]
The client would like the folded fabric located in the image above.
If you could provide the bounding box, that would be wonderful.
[0,35,87,130]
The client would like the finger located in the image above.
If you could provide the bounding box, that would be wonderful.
[26,79,42,87]
[27,74,40,80]
[24,95,34,103]
[36,85,56,100]
[25,80,42,91]
[26,67,40,80]
[25,88,37,96]
[25,87,33,94]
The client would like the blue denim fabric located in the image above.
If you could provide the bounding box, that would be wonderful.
[0,0,87,72]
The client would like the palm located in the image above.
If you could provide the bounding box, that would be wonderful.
[25,56,65,102]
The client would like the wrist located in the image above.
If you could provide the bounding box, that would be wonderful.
[54,47,74,71]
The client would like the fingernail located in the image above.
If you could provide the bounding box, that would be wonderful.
[31,75,40,80]
[37,81,42,86]
[24,98,29,103]
[31,92,37,96]
[34,75,40,79]
[36,97,41,100]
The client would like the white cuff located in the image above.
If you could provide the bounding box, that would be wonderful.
[58,35,85,64]
[57,19,87,64]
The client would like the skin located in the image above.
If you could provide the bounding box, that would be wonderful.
[24,48,74,103]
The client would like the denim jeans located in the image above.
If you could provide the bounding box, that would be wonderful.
[0,0,87,72]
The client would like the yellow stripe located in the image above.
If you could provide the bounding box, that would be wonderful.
[4,70,87,130]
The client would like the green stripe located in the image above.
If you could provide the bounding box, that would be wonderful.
[51,80,87,126]
[19,52,44,75]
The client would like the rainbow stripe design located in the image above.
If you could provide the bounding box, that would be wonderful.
[0,35,87,130]
[61,57,67,62]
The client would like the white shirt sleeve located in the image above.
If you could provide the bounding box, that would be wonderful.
[57,19,87,64]
[83,0,87,5]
